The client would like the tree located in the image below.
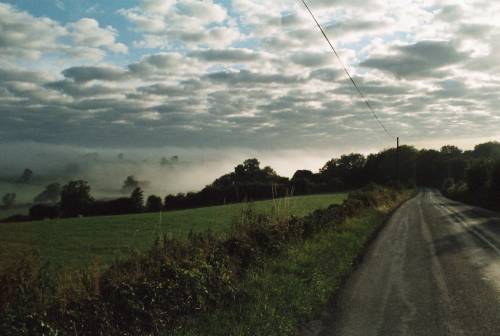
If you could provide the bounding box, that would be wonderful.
[60,180,93,217]
[473,142,500,159]
[2,193,16,208]
[18,168,33,183]
[441,145,462,156]
[160,157,169,166]
[146,195,162,212]
[415,149,441,187]
[337,153,366,188]
[130,187,144,213]
[319,159,344,189]
[234,159,261,183]
[490,159,500,195]
[466,161,492,191]
[122,176,139,193]
[291,170,315,194]
[34,183,61,204]
[29,204,60,220]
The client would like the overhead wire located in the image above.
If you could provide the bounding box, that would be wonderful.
[299,0,395,139]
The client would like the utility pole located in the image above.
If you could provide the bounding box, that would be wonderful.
[396,137,400,184]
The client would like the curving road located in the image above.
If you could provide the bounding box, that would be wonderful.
[320,190,500,336]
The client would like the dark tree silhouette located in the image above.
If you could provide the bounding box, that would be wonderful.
[466,161,492,191]
[29,204,60,220]
[491,160,500,192]
[60,180,93,217]
[2,193,16,208]
[146,195,163,212]
[122,176,140,193]
[130,187,144,213]
[473,142,500,159]
[34,183,61,204]
[18,168,33,183]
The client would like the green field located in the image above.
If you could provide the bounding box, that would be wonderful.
[0,193,347,271]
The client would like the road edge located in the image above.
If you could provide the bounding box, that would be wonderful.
[298,191,418,336]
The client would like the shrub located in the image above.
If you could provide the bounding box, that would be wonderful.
[0,186,405,335]
[29,204,60,220]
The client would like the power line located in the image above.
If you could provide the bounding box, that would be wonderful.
[299,0,395,139]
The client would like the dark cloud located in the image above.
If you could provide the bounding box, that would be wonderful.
[45,79,122,98]
[205,70,301,85]
[360,41,469,78]
[325,20,384,36]
[458,24,493,38]
[62,66,128,83]
[290,51,333,67]
[309,68,342,82]
[0,68,49,83]
[435,5,464,22]
[188,48,260,62]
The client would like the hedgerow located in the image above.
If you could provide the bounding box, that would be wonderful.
[0,185,401,335]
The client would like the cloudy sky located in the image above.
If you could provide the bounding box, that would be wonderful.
[1,0,500,155]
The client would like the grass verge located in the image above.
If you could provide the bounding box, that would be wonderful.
[170,191,412,336]
[0,193,347,271]
[0,186,411,335]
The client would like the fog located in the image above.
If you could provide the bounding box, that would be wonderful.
[0,142,357,203]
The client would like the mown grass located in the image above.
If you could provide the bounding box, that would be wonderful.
[0,193,346,271]
[169,193,412,336]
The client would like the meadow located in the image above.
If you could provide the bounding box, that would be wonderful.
[0,193,346,271]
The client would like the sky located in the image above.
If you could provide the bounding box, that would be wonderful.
[1,0,500,160]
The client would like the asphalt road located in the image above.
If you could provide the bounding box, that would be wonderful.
[320,190,500,336]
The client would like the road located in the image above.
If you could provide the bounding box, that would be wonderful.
[320,190,500,336]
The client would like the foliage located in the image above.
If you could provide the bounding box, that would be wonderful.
[2,193,16,209]
[0,194,346,271]
[29,204,60,220]
[17,168,33,183]
[146,195,163,212]
[34,183,61,204]
[130,187,144,213]
[0,187,404,336]
[122,176,151,194]
[60,180,94,217]
[122,175,140,194]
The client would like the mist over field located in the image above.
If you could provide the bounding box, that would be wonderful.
[0,142,351,203]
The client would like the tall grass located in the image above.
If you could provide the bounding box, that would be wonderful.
[0,185,411,335]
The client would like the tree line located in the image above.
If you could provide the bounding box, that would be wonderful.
[3,141,500,222]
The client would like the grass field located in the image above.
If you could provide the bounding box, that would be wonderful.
[0,193,347,271]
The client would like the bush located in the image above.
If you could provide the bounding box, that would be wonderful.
[29,204,60,220]
[0,186,406,335]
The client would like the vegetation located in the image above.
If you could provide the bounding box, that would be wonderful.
[34,183,61,204]
[170,209,395,336]
[17,168,33,183]
[2,193,16,209]
[3,141,500,223]
[0,193,346,271]
[0,185,409,336]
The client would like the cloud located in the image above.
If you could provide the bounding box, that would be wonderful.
[290,51,334,67]
[188,48,261,63]
[120,0,239,49]
[0,3,66,60]
[360,41,469,78]
[2,0,500,154]
[309,68,342,82]
[62,66,129,83]
[45,80,122,98]
[205,70,302,85]
[0,3,126,64]
[69,18,128,54]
